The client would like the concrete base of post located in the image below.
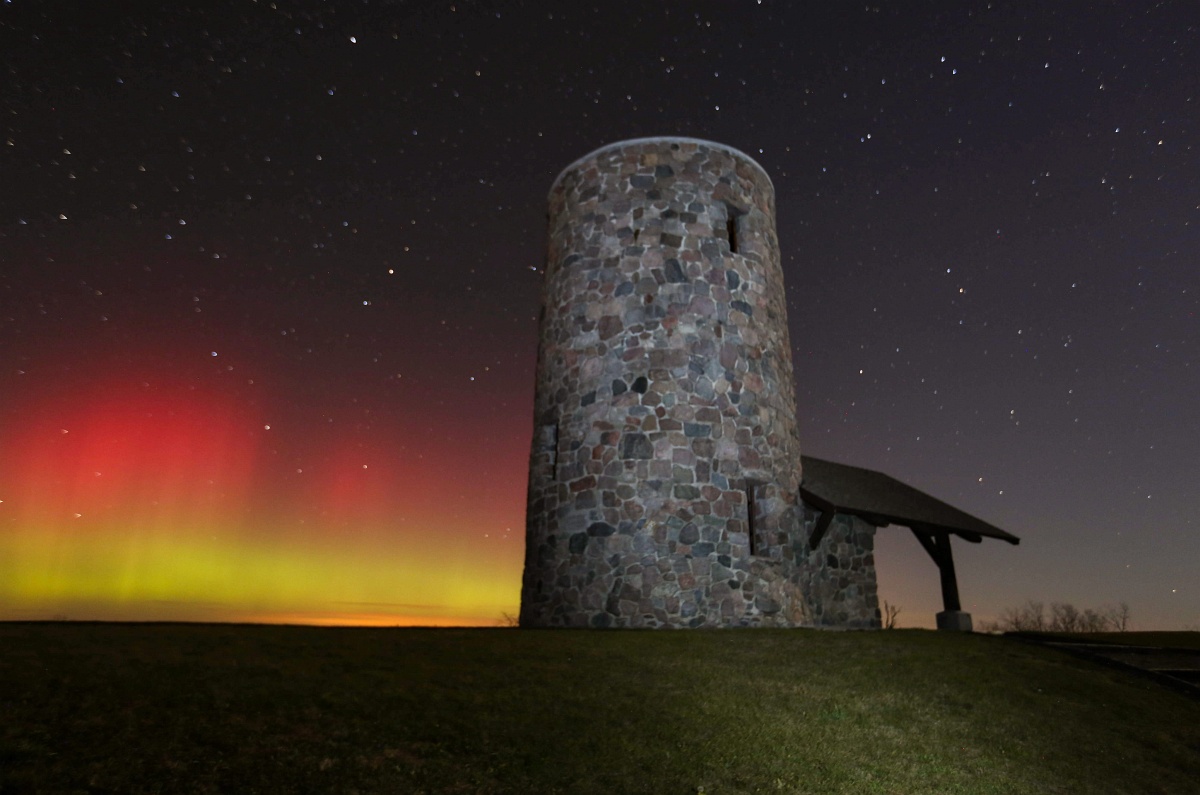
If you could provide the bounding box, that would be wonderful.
[936,610,973,632]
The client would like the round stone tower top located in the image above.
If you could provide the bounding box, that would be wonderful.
[549,136,773,197]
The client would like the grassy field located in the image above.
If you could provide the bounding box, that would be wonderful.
[1,625,1198,794]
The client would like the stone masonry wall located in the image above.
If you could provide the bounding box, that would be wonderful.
[520,138,809,628]
[800,505,881,628]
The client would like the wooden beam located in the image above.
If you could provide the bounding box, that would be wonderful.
[799,487,838,550]
[909,527,962,613]
[910,528,938,561]
[808,509,834,550]
[934,531,962,612]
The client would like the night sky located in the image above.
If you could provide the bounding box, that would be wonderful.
[2,2,1196,629]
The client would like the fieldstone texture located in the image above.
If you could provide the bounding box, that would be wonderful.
[799,505,881,629]
[520,137,879,630]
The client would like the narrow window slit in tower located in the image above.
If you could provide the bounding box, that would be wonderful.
[746,483,759,556]
[724,203,745,254]
[538,423,558,468]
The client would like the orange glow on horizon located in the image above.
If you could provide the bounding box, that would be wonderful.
[232,612,507,628]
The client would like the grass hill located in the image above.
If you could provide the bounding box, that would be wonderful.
[2,624,1198,794]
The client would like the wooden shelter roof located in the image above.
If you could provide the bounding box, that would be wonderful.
[799,455,1020,545]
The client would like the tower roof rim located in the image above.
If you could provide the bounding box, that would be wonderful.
[549,137,774,198]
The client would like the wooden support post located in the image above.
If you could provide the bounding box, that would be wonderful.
[934,532,962,612]
[910,528,961,612]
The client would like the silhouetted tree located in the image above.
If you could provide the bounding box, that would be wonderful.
[1106,601,1132,632]
[993,600,1046,632]
[1051,602,1082,632]
[987,600,1132,633]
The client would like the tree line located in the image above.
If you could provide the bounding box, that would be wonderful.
[979,600,1131,633]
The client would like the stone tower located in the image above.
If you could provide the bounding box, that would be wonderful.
[520,137,808,628]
